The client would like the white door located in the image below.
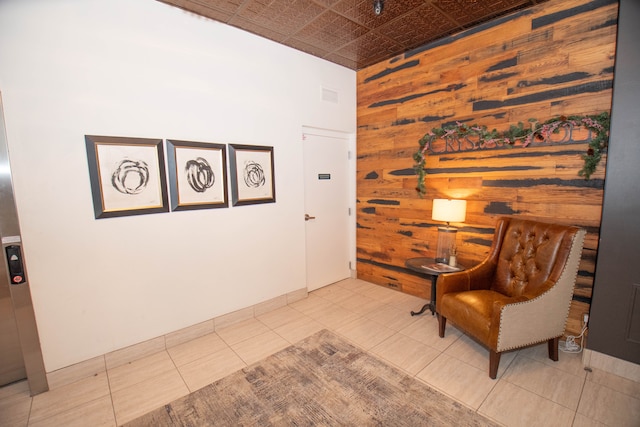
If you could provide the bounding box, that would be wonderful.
[303,131,352,291]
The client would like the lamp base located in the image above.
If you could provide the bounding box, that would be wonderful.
[435,226,457,264]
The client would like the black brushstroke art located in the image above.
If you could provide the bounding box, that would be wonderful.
[111,159,150,195]
[243,161,266,188]
[185,157,215,193]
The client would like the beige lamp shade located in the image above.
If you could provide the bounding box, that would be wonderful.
[432,199,467,224]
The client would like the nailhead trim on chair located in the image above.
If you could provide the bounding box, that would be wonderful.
[496,228,586,352]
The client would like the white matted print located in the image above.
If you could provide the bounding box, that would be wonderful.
[166,140,228,211]
[229,144,275,206]
[85,135,169,218]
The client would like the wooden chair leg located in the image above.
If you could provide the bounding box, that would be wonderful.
[548,336,559,362]
[489,350,501,379]
[437,314,446,338]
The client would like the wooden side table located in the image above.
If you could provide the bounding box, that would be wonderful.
[405,257,464,316]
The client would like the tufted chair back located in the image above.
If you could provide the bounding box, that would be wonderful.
[492,220,576,298]
[436,216,585,379]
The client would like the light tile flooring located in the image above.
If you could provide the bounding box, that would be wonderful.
[2,278,639,426]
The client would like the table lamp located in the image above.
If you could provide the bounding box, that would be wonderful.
[432,199,467,264]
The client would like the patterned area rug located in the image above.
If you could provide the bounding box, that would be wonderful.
[125,329,498,426]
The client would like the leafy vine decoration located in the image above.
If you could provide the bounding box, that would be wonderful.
[413,112,610,196]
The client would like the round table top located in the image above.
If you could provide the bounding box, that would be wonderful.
[405,257,464,275]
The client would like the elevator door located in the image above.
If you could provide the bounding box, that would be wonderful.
[0,92,48,393]
[0,94,26,386]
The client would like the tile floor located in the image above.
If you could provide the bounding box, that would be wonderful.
[1,278,639,426]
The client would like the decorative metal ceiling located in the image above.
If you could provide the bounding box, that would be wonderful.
[157,0,550,70]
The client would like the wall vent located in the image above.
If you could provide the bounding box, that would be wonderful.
[321,86,339,103]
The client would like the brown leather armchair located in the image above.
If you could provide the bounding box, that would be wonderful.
[436,217,586,379]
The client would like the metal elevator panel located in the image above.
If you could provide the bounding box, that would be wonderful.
[0,263,25,385]
[0,97,25,386]
[0,91,48,394]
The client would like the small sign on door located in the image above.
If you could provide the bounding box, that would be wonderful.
[318,173,331,180]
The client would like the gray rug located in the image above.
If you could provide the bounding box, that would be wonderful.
[125,329,498,426]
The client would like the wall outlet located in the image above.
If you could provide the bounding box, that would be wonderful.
[583,313,589,325]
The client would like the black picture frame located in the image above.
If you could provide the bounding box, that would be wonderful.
[229,144,276,206]
[85,135,169,219]
[166,139,228,211]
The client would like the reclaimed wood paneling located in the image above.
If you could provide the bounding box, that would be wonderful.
[356,0,617,336]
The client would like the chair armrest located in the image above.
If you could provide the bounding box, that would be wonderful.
[492,295,530,313]
[437,217,508,310]
[494,283,569,352]
[436,259,497,310]
[487,295,529,347]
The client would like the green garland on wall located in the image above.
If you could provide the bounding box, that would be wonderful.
[413,112,611,196]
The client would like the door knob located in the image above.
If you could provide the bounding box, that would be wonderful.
[305,214,316,221]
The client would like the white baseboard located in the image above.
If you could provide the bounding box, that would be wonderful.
[583,349,640,383]
[46,287,309,389]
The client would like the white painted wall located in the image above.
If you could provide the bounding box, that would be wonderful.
[0,0,356,371]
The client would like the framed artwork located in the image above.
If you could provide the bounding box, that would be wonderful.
[85,135,169,219]
[166,139,228,211]
[229,144,276,206]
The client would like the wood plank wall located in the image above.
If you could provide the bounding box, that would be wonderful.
[355,0,618,336]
